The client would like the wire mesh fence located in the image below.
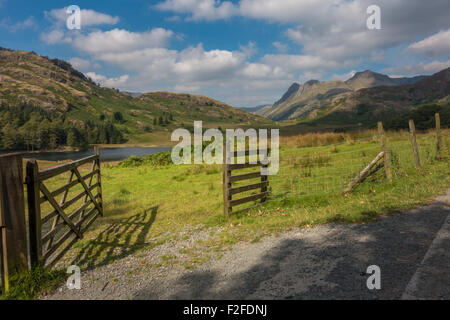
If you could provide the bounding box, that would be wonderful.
[269,139,382,200]
[265,129,448,203]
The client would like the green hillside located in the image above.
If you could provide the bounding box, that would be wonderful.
[0,47,272,150]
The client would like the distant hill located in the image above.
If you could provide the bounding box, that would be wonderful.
[238,104,272,113]
[317,67,450,126]
[0,47,271,150]
[127,92,143,98]
[345,70,426,90]
[258,70,426,121]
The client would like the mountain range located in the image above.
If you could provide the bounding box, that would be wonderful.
[1,47,448,150]
[256,70,444,122]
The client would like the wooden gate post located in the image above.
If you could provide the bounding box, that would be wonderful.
[0,154,29,282]
[222,140,231,216]
[435,113,442,159]
[377,122,392,182]
[0,221,7,292]
[26,159,42,267]
[408,119,421,169]
[94,146,104,216]
[0,170,9,293]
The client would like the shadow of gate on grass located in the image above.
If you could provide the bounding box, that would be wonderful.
[69,206,159,270]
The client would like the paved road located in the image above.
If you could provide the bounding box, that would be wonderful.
[45,189,450,300]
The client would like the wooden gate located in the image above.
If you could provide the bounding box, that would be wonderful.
[26,147,103,267]
[0,223,6,292]
[223,144,270,216]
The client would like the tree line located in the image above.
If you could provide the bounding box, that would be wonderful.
[0,104,125,151]
[384,103,449,131]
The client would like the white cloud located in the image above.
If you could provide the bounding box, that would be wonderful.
[155,0,238,21]
[45,8,119,27]
[330,70,357,81]
[41,8,121,46]
[85,72,130,87]
[68,57,100,71]
[72,28,174,54]
[0,16,36,33]
[74,41,297,106]
[156,0,450,63]
[408,29,450,58]
[272,41,288,53]
[383,60,450,76]
[165,15,182,22]
[41,29,72,44]
[239,41,257,58]
[285,28,305,44]
[262,54,340,71]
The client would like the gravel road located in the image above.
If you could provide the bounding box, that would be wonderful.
[42,189,450,300]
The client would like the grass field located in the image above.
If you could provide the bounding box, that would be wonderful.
[2,129,449,299]
[42,129,450,264]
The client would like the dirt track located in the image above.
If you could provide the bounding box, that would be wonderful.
[43,189,450,300]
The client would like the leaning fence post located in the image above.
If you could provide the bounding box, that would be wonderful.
[378,122,392,182]
[408,119,421,169]
[0,153,28,283]
[94,146,103,216]
[26,159,42,267]
[435,113,442,159]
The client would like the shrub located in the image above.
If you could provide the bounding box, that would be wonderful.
[118,151,173,168]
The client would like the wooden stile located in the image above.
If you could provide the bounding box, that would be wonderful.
[408,119,421,169]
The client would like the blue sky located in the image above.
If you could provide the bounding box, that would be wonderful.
[1,0,449,107]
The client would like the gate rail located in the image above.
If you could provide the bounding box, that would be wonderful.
[26,147,103,267]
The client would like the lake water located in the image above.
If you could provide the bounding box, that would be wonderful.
[22,147,172,162]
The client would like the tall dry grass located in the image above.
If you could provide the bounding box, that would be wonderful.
[279,129,380,148]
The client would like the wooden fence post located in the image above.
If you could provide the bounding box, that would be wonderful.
[435,113,442,159]
[94,146,103,216]
[0,154,29,282]
[26,159,42,267]
[408,119,421,169]
[261,166,268,203]
[377,122,392,183]
[222,140,231,216]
